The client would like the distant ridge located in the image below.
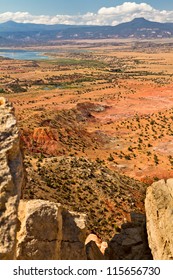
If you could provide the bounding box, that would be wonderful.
[0,18,173,45]
[0,20,74,32]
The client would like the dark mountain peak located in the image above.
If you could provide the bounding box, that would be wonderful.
[129,17,154,27]
[123,17,163,29]
[131,17,149,23]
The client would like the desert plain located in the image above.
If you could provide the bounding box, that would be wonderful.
[1,38,173,238]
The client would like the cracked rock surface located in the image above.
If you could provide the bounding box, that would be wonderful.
[16,200,87,260]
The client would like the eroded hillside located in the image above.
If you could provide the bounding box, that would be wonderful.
[23,155,146,240]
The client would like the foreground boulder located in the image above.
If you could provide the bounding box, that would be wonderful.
[16,200,87,260]
[145,179,173,260]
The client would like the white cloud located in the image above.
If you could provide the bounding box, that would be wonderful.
[0,2,173,26]
[98,2,153,15]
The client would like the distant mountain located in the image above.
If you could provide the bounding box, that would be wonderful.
[0,18,173,46]
[113,17,173,38]
[0,20,75,32]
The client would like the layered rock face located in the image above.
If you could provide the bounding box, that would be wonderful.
[145,179,173,260]
[0,97,24,259]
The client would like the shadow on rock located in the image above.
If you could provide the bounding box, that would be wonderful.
[105,212,153,260]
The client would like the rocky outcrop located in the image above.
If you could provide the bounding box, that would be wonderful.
[0,195,88,260]
[16,200,87,260]
[0,97,24,260]
[16,200,62,260]
[105,212,152,260]
[145,179,173,260]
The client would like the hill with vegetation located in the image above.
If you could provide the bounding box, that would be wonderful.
[23,155,146,240]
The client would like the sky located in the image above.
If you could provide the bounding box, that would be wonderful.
[0,1,173,25]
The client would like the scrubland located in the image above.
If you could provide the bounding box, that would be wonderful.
[2,38,173,238]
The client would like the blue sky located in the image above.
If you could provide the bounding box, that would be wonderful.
[0,1,173,25]
[0,1,173,15]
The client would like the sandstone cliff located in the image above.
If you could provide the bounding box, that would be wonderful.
[0,97,24,259]
[145,179,173,260]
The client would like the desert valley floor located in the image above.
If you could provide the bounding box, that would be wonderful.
[1,38,173,238]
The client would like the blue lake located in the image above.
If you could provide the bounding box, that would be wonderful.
[0,49,51,60]
[0,48,91,61]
